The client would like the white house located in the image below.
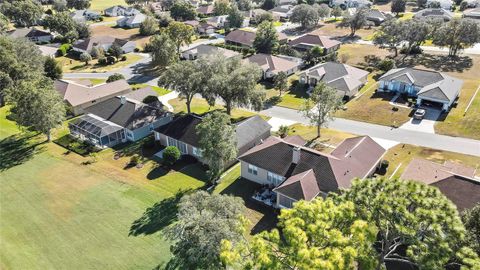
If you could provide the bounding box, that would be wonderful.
[117,13,147,28]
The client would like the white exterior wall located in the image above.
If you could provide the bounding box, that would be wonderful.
[240,161,271,185]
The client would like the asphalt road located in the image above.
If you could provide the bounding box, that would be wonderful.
[261,106,480,157]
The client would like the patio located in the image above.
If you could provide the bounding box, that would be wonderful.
[252,185,278,208]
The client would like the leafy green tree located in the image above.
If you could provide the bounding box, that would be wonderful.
[214,0,230,15]
[400,18,430,54]
[106,73,125,83]
[0,36,45,105]
[432,18,480,57]
[44,57,63,80]
[337,177,474,269]
[303,46,324,66]
[139,16,158,36]
[338,6,368,36]
[227,4,245,28]
[391,0,406,15]
[43,12,79,41]
[108,43,124,60]
[290,4,320,29]
[158,59,208,113]
[332,6,343,20]
[162,146,181,166]
[80,52,92,65]
[262,0,278,10]
[373,18,403,57]
[462,204,480,255]
[274,71,288,96]
[148,33,178,69]
[66,0,90,10]
[278,124,289,138]
[300,82,342,137]
[255,12,273,24]
[1,0,43,27]
[75,22,90,39]
[166,191,247,269]
[315,3,331,19]
[7,77,66,141]
[52,0,68,12]
[165,21,194,53]
[253,20,278,53]
[90,46,104,59]
[236,0,252,11]
[196,111,238,182]
[206,55,263,115]
[221,197,378,269]
[170,1,196,21]
[417,0,427,7]
[0,13,10,34]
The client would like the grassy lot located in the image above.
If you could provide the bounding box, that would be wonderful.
[382,143,480,179]
[335,74,413,127]
[90,0,126,11]
[286,124,355,148]
[265,75,308,110]
[168,97,266,122]
[435,80,480,139]
[0,108,209,269]
[131,84,171,96]
[337,44,391,67]
[58,53,143,73]
[313,22,377,40]
[90,25,151,49]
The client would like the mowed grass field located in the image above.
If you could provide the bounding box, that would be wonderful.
[0,107,207,269]
[90,0,126,11]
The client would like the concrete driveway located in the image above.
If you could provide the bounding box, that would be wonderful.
[399,107,442,134]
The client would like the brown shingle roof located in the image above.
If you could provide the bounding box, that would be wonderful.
[225,29,256,47]
[273,169,320,201]
[245,53,300,74]
[239,135,386,200]
[401,158,479,211]
[288,34,341,49]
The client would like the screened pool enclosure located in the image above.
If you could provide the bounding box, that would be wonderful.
[69,114,126,148]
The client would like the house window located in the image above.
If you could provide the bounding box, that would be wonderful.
[167,136,177,147]
[177,141,187,154]
[126,131,133,139]
[248,164,258,175]
[192,147,202,158]
[267,172,283,186]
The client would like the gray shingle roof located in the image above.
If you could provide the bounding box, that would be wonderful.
[235,115,272,150]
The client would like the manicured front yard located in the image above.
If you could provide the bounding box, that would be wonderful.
[335,74,412,127]
[383,143,480,179]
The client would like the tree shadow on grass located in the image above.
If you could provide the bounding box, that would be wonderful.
[129,190,190,236]
[0,133,45,171]
[399,54,473,73]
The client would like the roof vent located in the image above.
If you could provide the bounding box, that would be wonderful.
[292,147,301,164]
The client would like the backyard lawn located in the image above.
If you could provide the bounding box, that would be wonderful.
[0,109,208,269]
[58,53,143,73]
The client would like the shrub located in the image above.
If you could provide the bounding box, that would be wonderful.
[130,155,140,165]
[106,73,125,82]
[380,160,389,169]
[57,43,71,56]
[278,125,289,138]
[98,57,107,65]
[377,59,395,71]
[142,95,158,104]
[121,55,127,61]
[134,47,140,52]
[163,146,181,166]
[266,95,282,105]
[106,56,116,64]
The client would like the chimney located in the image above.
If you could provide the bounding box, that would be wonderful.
[292,147,301,164]
[120,96,126,104]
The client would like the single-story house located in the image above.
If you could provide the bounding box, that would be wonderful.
[8,28,54,44]
[245,53,301,79]
[329,0,372,9]
[207,15,228,28]
[413,8,453,21]
[239,135,385,208]
[197,22,217,34]
[400,158,480,211]
[426,0,453,9]
[117,13,147,28]
[299,62,369,98]
[463,7,480,19]
[225,29,288,48]
[196,4,215,16]
[72,36,136,54]
[69,96,173,147]
[153,114,272,162]
[366,9,388,25]
[269,5,294,21]
[71,9,101,23]
[104,5,140,17]
[288,33,341,53]
[377,68,463,111]
[54,79,132,115]
[181,44,240,60]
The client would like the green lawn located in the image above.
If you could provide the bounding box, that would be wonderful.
[131,84,171,96]
[90,0,127,11]
[0,109,208,269]
[58,53,143,73]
